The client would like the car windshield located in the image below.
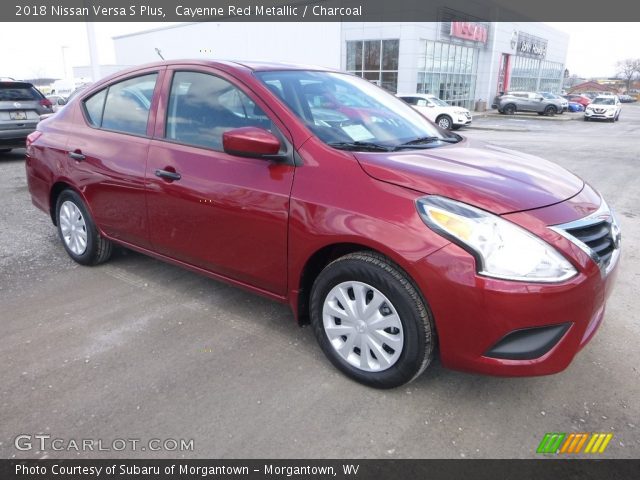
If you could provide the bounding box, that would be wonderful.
[592,98,615,105]
[256,70,458,150]
[428,97,450,107]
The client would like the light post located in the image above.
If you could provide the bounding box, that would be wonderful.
[61,46,70,79]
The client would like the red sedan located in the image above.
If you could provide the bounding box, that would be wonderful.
[25,61,621,388]
[563,94,592,107]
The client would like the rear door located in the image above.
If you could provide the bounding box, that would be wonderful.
[145,67,295,295]
[68,68,165,248]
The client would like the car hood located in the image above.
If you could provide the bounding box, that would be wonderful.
[355,138,584,215]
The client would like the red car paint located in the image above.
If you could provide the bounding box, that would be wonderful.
[25,60,620,377]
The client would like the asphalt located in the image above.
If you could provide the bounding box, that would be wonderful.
[1,104,639,459]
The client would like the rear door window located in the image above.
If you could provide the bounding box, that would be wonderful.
[81,74,158,136]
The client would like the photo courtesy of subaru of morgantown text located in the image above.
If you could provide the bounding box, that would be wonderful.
[25,60,621,389]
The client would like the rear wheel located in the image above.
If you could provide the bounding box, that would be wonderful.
[56,190,112,265]
[310,252,435,389]
[436,115,452,130]
[503,104,516,115]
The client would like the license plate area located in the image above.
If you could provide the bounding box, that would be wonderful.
[10,111,27,120]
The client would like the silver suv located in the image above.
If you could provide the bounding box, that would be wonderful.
[1,81,53,152]
[492,91,564,116]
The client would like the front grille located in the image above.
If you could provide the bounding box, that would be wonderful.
[594,108,606,114]
[464,112,471,119]
[564,221,615,266]
[551,199,621,276]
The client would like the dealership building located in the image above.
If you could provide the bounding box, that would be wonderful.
[113,19,568,110]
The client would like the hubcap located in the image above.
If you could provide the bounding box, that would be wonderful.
[438,118,450,129]
[59,201,87,255]
[322,281,404,372]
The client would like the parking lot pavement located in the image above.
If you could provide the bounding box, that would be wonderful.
[1,105,639,460]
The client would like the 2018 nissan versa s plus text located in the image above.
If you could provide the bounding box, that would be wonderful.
[25,61,621,388]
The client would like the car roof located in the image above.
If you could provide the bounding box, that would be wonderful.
[0,81,35,88]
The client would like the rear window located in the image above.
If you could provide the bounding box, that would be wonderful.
[0,83,43,101]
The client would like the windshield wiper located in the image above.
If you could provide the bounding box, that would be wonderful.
[395,136,459,149]
[328,141,393,152]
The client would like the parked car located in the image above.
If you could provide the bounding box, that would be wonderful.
[563,94,591,108]
[25,60,621,388]
[492,91,564,115]
[397,93,472,130]
[567,102,584,112]
[584,95,622,122]
[46,94,67,112]
[0,81,53,152]
[539,92,568,112]
[618,94,636,103]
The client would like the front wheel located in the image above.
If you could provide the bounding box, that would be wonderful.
[436,115,452,130]
[56,190,113,265]
[310,252,435,388]
[544,105,557,116]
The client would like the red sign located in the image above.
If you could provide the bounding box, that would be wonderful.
[450,22,488,43]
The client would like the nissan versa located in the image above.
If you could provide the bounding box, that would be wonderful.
[25,61,621,388]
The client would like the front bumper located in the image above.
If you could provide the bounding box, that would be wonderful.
[584,109,616,120]
[453,113,472,127]
[413,196,620,376]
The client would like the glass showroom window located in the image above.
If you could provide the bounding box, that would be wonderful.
[347,39,399,93]
[510,56,564,93]
[538,60,564,93]
[416,40,478,109]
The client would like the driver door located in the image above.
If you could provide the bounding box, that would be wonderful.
[145,68,295,295]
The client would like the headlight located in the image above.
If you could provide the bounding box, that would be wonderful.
[416,196,577,282]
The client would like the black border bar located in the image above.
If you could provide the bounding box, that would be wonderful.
[6,0,640,22]
[3,459,640,480]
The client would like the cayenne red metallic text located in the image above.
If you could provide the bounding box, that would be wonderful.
[25,61,621,388]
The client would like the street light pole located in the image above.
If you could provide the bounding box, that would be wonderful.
[61,46,70,79]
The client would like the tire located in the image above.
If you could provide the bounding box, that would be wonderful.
[544,105,557,116]
[537,112,545,116]
[310,251,435,389]
[503,104,516,115]
[55,190,112,266]
[451,125,462,130]
[0,148,12,153]
[584,117,589,122]
[436,115,452,130]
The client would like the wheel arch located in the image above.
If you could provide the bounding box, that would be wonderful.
[49,181,78,225]
[293,242,431,329]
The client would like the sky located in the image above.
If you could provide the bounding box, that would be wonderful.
[1,22,638,80]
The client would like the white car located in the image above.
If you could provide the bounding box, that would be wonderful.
[397,94,472,130]
[584,95,622,122]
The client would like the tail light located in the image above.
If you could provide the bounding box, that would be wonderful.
[39,98,53,108]
[26,131,42,155]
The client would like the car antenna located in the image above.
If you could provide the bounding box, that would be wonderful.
[155,48,165,60]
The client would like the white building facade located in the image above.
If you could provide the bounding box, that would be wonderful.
[114,20,568,110]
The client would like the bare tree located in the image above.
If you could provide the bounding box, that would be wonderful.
[616,58,640,91]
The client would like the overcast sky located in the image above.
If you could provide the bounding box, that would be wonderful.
[0,22,637,80]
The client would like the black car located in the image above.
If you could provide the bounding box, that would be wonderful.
[0,81,53,152]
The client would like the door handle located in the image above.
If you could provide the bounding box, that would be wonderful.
[155,169,181,181]
[68,151,86,161]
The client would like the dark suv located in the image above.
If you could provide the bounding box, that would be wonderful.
[0,81,52,152]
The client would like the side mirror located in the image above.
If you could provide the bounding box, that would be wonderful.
[223,127,281,159]
[57,98,66,105]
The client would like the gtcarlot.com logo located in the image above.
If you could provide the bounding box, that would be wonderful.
[14,434,194,452]
[537,432,613,454]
